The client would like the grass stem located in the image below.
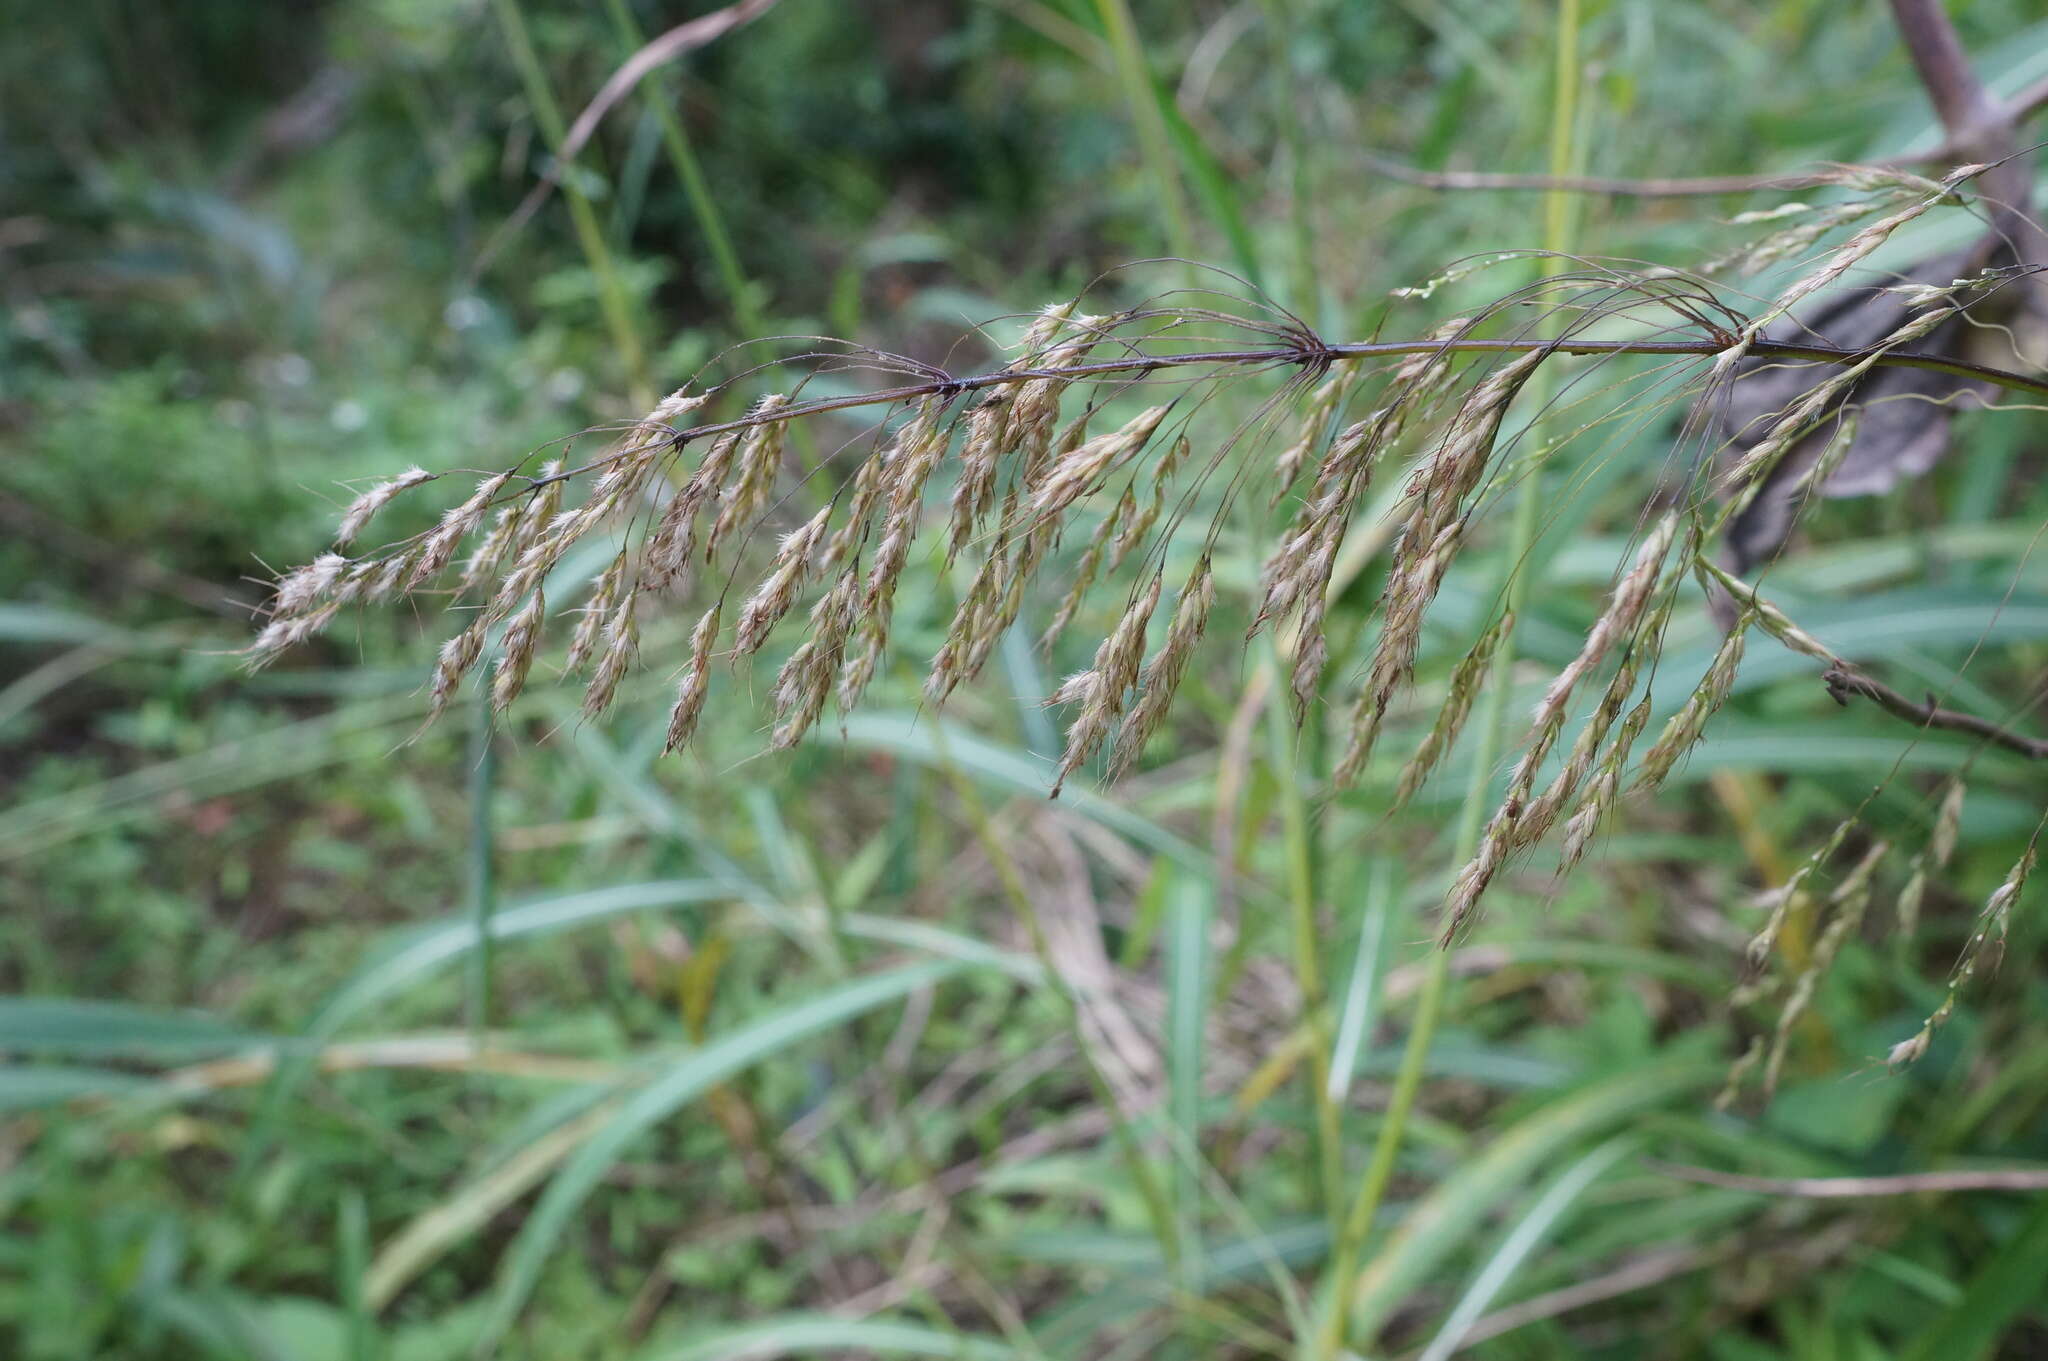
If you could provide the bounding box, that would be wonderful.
[491,0,653,406]
[1315,2,1583,1351]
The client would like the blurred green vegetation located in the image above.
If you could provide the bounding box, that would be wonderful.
[4,2,2048,1358]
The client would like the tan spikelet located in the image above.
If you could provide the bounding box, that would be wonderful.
[664,601,723,754]
[336,467,434,547]
[1108,558,1214,780]
[491,589,546,713]
[565,551,628,675]
[581,591,640,720]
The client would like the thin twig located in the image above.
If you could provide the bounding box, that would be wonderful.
[1889,0,2004,150]
[1823,665,2048,761]
[1887,0,2043,256]
[1650,1160,2048,1197]
[2012,72,2048,128]
[476,0,782,274]
[1442,1245,1713,1352]
[1360,153,1861,198]
[523,332,2048,496]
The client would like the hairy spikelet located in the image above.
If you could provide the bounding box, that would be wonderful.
[830,402,953,714]
[733,507,831,659]
[1111,434,1187,573]
[1272,363,1362,497]
[248,601,340,668]
[565,551,629,675]
[1697,560,1833,664]
[424,623,487,726]
[492,588,546,714]
[771,571,860,749]
[1051,573,1162,794]
[1334,349,1545,787]
[706,394,792,558]
[1898,779,1966,940]
[1010,308,1112,485]
[1746,171,1973,335]
[336,467,435,547]
[1507,514,1680,812]
[1255,414,1384,638]
[945,303,1099,561]
[864,402,950,606]
[581,591,639,720]
[1890,820,2040,1068]
[1558,693,1654,874]
[461,506,525,598]
[1745,819,1855,978]
[1394,609,1514,809]
[1109,558,1215,780]
[1761,842,1887,1094]
[822,435,893,572]
[1029,405,1169,517]
[1042,487,1135,654]
[411,472,514,590]
[1634,612,1748,791]
[272,552,349,620]
[459,464,562,598]
[1718,310,1945,506]
[663,601,723,754]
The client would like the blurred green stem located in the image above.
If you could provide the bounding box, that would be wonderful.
[1315,1,1582,1353]
[934,731,1182,1277]
[1261,642,1344,1237]
[466,694,498,1050]
[1094,0,1197,263]
[1258,0,1319,319]
[491,0,653,406]
[598,0,766,343]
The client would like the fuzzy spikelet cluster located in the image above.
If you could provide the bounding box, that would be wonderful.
[1761,840,1887,1094]
[1393,609,1514,809]
[1634,611,1748,791]
[336,467,435,548]
[1437,515,1684,939]
[1029,405,1170,517]
[1333,348,1546,786]
[663,601,723,755]
[247,209,2025,995]
[1108,558,1215,780]
[947,302,1099,561]
[1888,822,2040,1069]
[1048,572,1163,793]
[1896,778,1965,942]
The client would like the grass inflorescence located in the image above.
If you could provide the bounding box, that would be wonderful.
[257,167,2045,1055]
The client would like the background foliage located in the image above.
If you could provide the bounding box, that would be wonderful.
[4,2,2047,1358]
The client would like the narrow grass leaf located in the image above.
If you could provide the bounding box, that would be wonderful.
[242,879,736,1171]
[478,960,966,1351]
[1417,1135,1637,1361]
[1899,1194,2048,1361]
[645,1314,1022,1361]
[0,998,279,1060]
[1348,1060,1718,1343]
[830,712,1213,878]
[0,1064,155,1112]
[1328,862,1395,1105]
[1166,870,1213,1278]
